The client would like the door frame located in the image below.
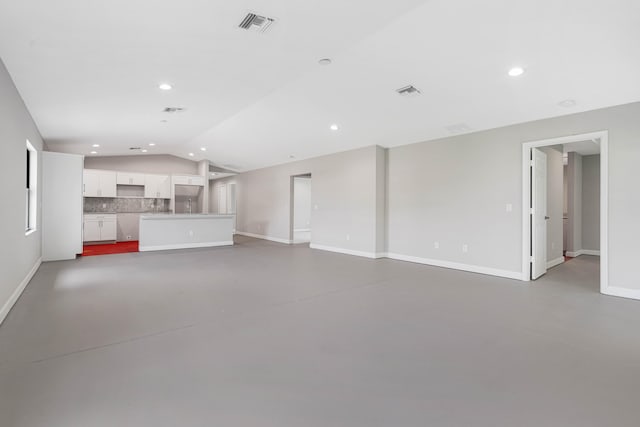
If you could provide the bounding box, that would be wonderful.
[521,130,609,295]
[289,173,312,243]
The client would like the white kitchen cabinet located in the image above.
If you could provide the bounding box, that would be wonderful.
[83,169,117,197]
[83,214,117,242]
[172,175,205,186]
[144,174,171,199]
[117,172,145,186]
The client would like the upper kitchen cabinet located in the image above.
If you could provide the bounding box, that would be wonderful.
[83,169,116,197]
[173,175,205,186]
[144,174,171,199]
[116,172,145,186]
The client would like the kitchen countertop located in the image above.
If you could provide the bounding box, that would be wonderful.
[140,213,235,220]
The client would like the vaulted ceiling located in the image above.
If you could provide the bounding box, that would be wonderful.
[1,0,639,171]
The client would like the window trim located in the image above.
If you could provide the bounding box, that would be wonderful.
[25,140,37,235]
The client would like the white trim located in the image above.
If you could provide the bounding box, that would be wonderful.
[582,249,601,256]
[521,131,610,295]
[566,249,601,258]
[386,253,522,280]
[139,241,233,252]
[310,244,384,259]
[602,286,640,301]
[0,257,42,325]
[547,257,565,269]
[293,228,311,232]
[235,231,292,245]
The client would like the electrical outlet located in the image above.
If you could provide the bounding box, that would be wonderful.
[313,204,319,211]
[506,203,513,212]
[551,242,555,250]
[126,235,132,240]
[462,244,468,253]
[102,203,107,209]
[434,241,439,249]
[346,234,350,241]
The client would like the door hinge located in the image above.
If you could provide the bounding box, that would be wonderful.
[530,256,534,262]
[530,208,534,215]
[530,160,534,167]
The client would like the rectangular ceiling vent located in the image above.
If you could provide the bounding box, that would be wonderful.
[396,85,421,97]
[239,12,275,33]
[162,107,186,113]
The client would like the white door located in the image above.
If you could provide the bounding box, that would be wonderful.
[532,148,548,279]
[218,185,227,214]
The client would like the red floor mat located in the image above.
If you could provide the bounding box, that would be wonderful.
[82,241,139,256]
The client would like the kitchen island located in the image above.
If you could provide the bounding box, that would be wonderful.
[139,214,235,252]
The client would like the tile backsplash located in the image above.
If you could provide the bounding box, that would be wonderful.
[84,197,171,213]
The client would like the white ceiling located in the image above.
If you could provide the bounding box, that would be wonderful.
[1,0,639,171]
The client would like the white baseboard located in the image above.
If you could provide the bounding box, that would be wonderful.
[582,249,601,256]
[602,286,640,301]
[385,252,522,280]
[310,244,384,259]
[293,228,311,232]
[566,249,601,257]
[139,241,234,252]
[547,257,565,269]
[0,257,42,326]
[235,231,292,245]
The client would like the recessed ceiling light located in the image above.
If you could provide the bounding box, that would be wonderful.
[200,147,207,151]
[92,144,100,148]
[149,143,156,146]
[558,99,577,108]
[160,120,168,123]
[508,67,525,77]
[141,149,148,153]
[188,153,194,157]
[318,58,332,65]
[159,83,172,91]
[330,124,339,131]
[90,151,97,154]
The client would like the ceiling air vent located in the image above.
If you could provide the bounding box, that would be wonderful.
[162,107,186,113]
[396,85,421,97]
[129,147,142,151]
[239,12,275,33]
[445,123,472,134]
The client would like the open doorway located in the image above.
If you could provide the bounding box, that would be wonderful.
[291,174,312,244]
[522,131,608,295]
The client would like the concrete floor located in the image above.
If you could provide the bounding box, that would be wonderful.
[1,236,639,426]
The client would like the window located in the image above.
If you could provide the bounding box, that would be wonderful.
[25,140,37,234]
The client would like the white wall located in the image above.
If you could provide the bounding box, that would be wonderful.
[0,58,44,323]
[582,155,600,251]
[231,146,384,255]
[293,177,311,230]
[386,102,640,290]
[84,154,198,175]
[542,146,564,263]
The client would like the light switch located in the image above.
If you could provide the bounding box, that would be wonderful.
[506,203,513,212]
